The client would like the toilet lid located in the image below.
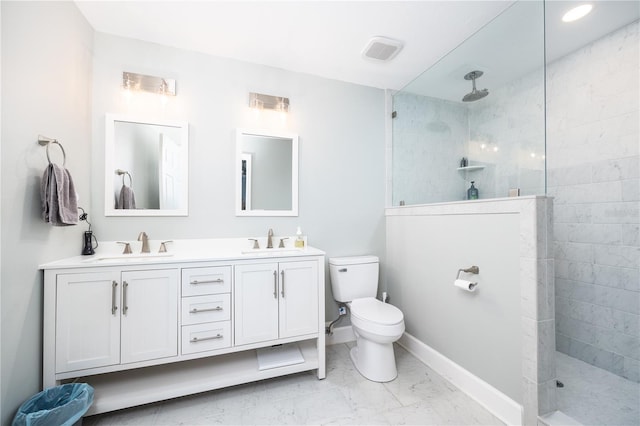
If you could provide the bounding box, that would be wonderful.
[350,297,404,326]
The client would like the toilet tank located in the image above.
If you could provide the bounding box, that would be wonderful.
[329,255,379,302]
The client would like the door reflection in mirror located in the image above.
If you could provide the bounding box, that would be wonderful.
[236,129,298,217]
[105,114,189,216]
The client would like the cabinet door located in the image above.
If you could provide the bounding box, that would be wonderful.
[234,263,279,345]
[279,261,319,339]
[56,271,121,373]
[120,269,179,364]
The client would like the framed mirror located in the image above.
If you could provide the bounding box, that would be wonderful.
[236,129,298,216]
[105,114,189,216]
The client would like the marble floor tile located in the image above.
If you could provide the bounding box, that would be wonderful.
[84,343,504,426]
[556,351,640,426]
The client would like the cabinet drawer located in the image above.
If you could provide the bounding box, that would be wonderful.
[181,294,231,325]
[182,266,231,296]
[181,321,231,355]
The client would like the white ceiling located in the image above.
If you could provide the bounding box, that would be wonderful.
[75,1,639,92]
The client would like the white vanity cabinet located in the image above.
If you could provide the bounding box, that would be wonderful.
[41,246,325,416]
[54,269,179,373]
[234,260,319,345]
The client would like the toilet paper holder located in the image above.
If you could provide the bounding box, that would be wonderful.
[456,265,479,280]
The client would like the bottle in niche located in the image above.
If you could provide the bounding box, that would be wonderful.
[467,181,479,200]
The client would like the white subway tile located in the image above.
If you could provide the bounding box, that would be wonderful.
[591,201,639,224]
[621,178,639,202]
[593,264,639,291]
[593,244,640,268]
[591,156,640,183]
[621,224,640,246]
[567,223,622,245]
[553,181,622,204]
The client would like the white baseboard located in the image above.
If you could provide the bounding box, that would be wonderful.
[325,324,355,346]
[398,332,523,426]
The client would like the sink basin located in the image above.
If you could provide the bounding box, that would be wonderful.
[83,253,174,263]
[241,248,304,256]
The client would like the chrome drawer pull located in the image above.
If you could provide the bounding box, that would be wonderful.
[111,281,118,315]
[273,270,278,299]
[190,334,223,343]
[189,306,223,314]
[281,270,285,298]
[190,278,224,285]
[122,281,129,315]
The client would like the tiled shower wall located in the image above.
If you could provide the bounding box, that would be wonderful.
[391,93,467,205]
[547,22,639,382]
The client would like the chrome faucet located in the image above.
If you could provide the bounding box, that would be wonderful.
[267,228,274,249]
[138,232,150,253]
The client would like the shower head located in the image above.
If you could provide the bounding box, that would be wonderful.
[462,70,489,102]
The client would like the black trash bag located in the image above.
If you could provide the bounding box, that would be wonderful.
[12,383,94,426]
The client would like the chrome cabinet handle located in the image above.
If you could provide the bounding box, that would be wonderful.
[190,278,224,285]
[189,306,222,314]
[273,270,278,299]
[122,281,129,315]
[190,334,223,343]
[281,270,285,298]
[111,281,118,315]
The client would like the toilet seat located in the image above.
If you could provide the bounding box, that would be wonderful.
[350,297,404,326]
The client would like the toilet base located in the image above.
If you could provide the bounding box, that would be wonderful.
[350,337,398,382]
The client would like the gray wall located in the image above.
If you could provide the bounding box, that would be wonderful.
[386,210,523,402]
[1,2,94,424]
[1,3,386,422]
[90,31,386,316]
[547,22,639,382]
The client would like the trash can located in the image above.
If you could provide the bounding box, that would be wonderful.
[12,383,94,426]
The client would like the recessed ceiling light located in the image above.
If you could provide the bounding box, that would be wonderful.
[562,4,593,22]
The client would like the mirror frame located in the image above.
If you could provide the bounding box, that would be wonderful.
[105,114,189,216]
[235,128,299,217]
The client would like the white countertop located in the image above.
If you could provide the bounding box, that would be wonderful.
[40,238,324,270]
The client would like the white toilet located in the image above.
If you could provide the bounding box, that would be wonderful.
[329,255,405,382]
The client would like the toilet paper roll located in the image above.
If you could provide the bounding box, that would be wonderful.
[454,279,478,292]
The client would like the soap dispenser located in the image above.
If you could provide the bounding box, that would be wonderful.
[467,181,479,200]
[295,226,306,248]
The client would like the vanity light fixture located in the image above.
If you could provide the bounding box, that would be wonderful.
[562,4,593,22]
[249,92,289,113]
[122,71,176,96]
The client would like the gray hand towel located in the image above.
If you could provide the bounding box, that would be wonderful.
[41,163,78,226]
[117,184,136,209]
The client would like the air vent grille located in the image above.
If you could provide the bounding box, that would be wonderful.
[362,37,403,62]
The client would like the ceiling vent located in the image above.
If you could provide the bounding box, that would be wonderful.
[362,36,404,62]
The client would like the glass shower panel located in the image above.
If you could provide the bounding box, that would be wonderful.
[392,1,546,205]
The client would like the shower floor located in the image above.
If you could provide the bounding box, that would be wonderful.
[556,351,639,426]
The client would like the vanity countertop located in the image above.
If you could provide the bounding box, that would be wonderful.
[40,238,324,270]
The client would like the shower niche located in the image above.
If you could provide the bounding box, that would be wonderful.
[391,1,546,205]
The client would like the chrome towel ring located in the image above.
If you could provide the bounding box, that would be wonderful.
[115,168,133,188]
[38,135,66,167]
